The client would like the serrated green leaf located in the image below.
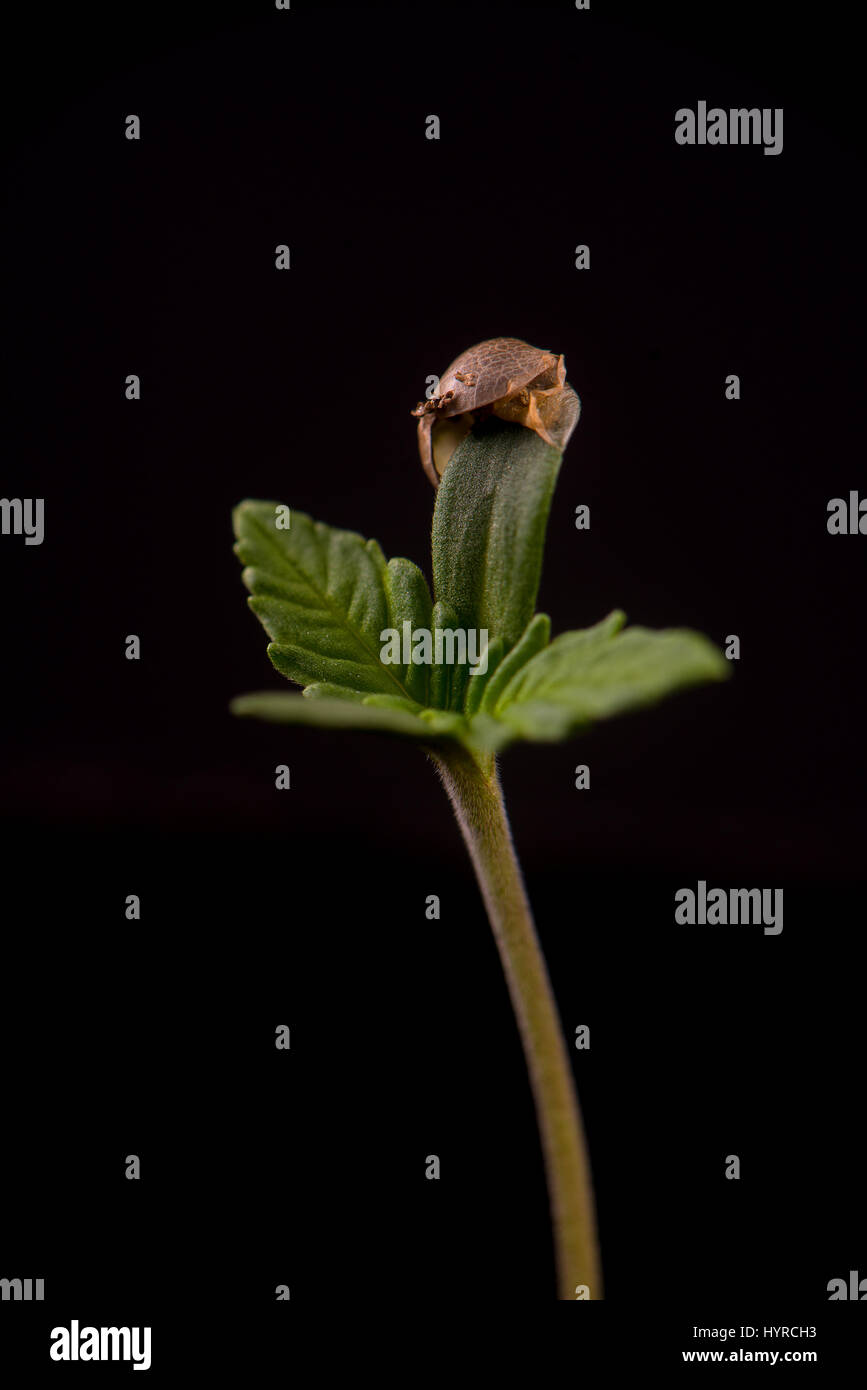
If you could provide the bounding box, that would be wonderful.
[233,501,432,702]
[486,614,729,742]
[431,419,564,653]
[429,599,471,714]
[368,548,434,705]
[463,635,505,717]
[230,691,449,740]
[479,612,552,713]
[232,499,728,764]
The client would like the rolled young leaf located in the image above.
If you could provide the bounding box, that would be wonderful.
[431,418,564,653]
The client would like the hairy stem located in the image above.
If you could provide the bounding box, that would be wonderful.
[430,745,602,1300]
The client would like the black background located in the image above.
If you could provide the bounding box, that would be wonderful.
[1,0,864,1370]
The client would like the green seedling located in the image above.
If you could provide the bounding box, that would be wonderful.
[232,337,729,1300]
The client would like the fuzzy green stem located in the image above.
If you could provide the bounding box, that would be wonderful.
[430,745,602,1301]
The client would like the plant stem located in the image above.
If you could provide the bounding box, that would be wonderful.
[431,746,602,1301]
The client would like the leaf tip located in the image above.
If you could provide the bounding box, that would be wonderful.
[229,693,257,718]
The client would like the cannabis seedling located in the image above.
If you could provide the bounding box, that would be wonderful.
[232,337,728,1300]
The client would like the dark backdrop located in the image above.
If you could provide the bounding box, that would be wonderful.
[1,0,864,1369]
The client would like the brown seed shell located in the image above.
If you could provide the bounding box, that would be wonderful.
[414,337,580,487]
[433,337,559,418]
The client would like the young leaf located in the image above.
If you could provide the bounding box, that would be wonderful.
[463,635,505,717]
[368,551,433,705]
[233,502,432,702]
[230,691,444,740]
[479,612,552,713]
[431,418,563,652]
[429,599,470,714]
[483,612,729,743]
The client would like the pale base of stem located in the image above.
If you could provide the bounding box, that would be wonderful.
[431,746,602,1301]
